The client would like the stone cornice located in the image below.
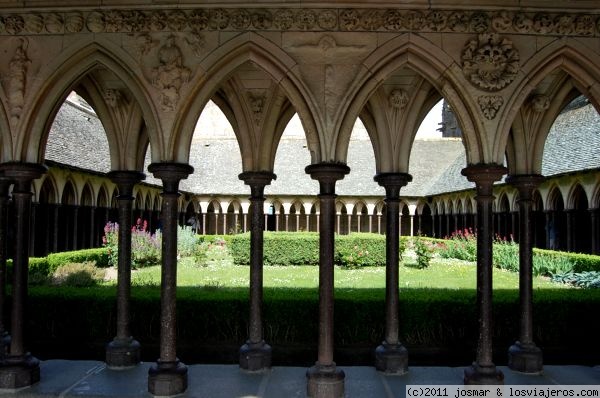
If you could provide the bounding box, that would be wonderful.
[0,8,598,37]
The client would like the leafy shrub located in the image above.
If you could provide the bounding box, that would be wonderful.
[231,232,388,267]
[47,248,109,272]
[532,250,574,276]
[492,235,519,272]
[552,272,600,288]
[51,262,105,287]
[437,228,477,262]
[178,226,199,258]
[336,234,387,268]
[413,236,433,269]
[102,222,119,268]
[24,286,600,366]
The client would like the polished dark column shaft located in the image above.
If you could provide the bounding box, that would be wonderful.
[147,163,193,397]
[106,171,145,368]
[591,209,600,255]
[462,164,505,385]
[239,172,275,371]
[0,163,45,389]
[0,177,11,357]
[305,163,349,398]
[374,173,412,374]
[507,175,544,373]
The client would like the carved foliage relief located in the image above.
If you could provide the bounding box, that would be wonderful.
[0,9,598,36]
[462,33,519,92]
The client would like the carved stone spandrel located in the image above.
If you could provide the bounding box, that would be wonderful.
[462,33,519,92]
[478,95,504,120]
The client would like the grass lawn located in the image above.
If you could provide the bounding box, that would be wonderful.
[127,246,567,290]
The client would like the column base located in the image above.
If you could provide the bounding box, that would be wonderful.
[106,337,141,369]
[508,342,543,374]
[239,340,271,372]
[306,363,345,398]
[0,353,40,389]
[375,342,408,375]
[464,363,504,385]
[148,359,188,396]
[0,333,10,359]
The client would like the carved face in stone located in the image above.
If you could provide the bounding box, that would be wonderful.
[389,89,409,109]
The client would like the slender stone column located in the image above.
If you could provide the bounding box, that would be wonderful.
[239,172,276,371]
[0,163,46,388]
[506,175,544,374]
[565,210,574,252]
[374,173,412,374]
[147,163,193,397]
[0,176,11,357]
[106,171,145,368]
[590,209,599,254]
[305,163,349,398]
[462,164,506,385]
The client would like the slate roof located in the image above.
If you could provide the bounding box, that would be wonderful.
[46,98,599,198]
[542,99,600,176]
[46,102,112,174]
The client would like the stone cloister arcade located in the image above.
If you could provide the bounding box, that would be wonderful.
[0,2,600,396]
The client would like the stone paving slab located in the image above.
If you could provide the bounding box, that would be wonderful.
[0,361,598,397]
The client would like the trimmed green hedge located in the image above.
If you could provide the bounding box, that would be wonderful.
[23,286,600,365]
[230,232,387,267]
[6,248,109,281]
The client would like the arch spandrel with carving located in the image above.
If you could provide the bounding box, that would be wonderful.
[499,39,600,174]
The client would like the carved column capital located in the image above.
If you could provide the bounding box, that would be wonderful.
[239,171,276,199]
[107,170,146,199]
[0,162,46,190]
[305,162,350,195]
[506,174,545,201]
[148,162,193,193]
[374,172,412,199]
[462,164,506,197]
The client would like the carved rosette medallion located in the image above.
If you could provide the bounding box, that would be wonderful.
[478,95,504,120]
[462,33,519,91]
[0,9,597,36]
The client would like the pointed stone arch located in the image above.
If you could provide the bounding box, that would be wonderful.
[336,33,484,167]
[61,179,78,206]
[39,175,58,204]
[17,40,162,168]
[172,32,321,165]
[0,96,12,162]
[498,40,600,169]
[97,184,109,208]
[81,182,94,207]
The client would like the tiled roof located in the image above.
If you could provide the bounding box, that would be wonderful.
[46,102,111,174]
[46,99,599,198]
[542,101,600,176]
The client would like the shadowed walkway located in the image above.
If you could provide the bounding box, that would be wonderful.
[0,361,599,397]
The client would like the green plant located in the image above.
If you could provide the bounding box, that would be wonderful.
[437,228,477,262]
[492,235,519,272]
[413,236,433,269]
[51,262,106,287]
[552,271,600,288]
[178,225,199,258]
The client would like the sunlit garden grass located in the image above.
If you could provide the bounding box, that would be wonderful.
[127,245,567,290]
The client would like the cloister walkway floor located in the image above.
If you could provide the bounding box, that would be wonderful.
[0,361,599,397]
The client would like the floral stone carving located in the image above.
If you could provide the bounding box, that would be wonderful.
[478,95,504,120]
[462,33,519,92]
